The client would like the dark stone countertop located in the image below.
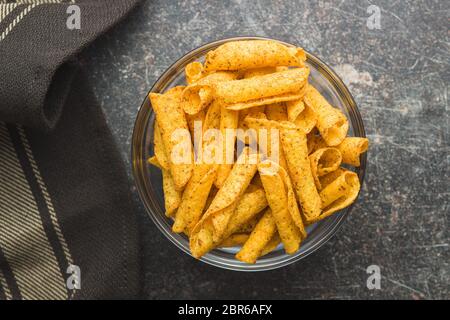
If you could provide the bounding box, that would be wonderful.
[81,0,449,299]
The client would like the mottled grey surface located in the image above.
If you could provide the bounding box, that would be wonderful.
[81,0,449,299]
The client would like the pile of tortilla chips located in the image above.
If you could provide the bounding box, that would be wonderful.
[148,40,368,264]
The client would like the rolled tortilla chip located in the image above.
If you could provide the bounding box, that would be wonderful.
[319,168,346,189]
[186,109,205,139]
[220,231,280,255]
[286,99,317,134]
[241,67,300,114]
[314,170,360,223]
[236,209,277,264]
[153,121,170,170]
[242,66,288,79]
[258,161,303,254]
[190,148,258,258]
[226,91,305,111]
[287,98,304,120]
[309,147,342,190]
[251,173,263,188]
[237,109,264,146]
[209,205,236,243]
[303,84,349,146]
[182,71,239,115]
[149,88,193,190]
[281,127,322,223]
[307,129,326,154]
[223,187,267,238]
[147,155,161,169]
[162,168,182,218]
[265,102,288,121]
[203,99,222,132]
[277,162,307,237]
[148,156,182,217]
[172,163,217,233]
[203,186,218,213]
[185,61,204,85]
[233,214,262,234]
[261,233,281,256]
[219,233,250,248]
[181,84,214,116]
[204,40,306,72]
[308,136,368,166]
[186,110,206,160]
[216,68,309,105]
[243,114,292,170]
[215,105,239,188]
[238,105,266,133]
[335,137,369,167]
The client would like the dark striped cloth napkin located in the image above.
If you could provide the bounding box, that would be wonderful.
[0,0,141,299]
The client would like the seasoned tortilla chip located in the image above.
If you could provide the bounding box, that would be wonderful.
[233,214,262,234]
[226,90,305,111]
[172,164,217,233]
[238,105,266,132]
[203,186,218,213]
[281,127,322,223]
[287,98,305,120]
[149,88,193,190]
[198,70,240,85]
[236,209,277,264]
[335,137,369,167]
[153,121,170,170]
[186,109,205,138]
[237,107,265,146]
[147,156,161,169]
[203,99,222,132]
[258,161,303,254]
[185,61,204,85]
[215,106,239,188]
[277,163,307,238]
[161,168,182,217]
[186,110,205,160]
[303,84,348,146]
[313,170,360,223]
[204,40,306,72]
[165,86,185,96]
[319,168,346,189]
[307,129,326,154]
[223,187,267,238]
[244,114,296,132]
[182,71,239,115]
[251,173,263,188]
[309,147,342,190]
[190,148,258,258]
[216,68,309,105]
[286,99,317,134]
[219,233,250,248]
[265,102,288,121]
[243,114,291,170]
[220,230,280,254]
[261,233,281,256]
[148,156,182,217]
[181,84,214,116]
[242,66,288,78]
[308,136,368,166]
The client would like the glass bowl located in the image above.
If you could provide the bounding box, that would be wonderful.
[131,36,367,271]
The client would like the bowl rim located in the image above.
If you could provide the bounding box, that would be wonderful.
[131,36,367,271]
